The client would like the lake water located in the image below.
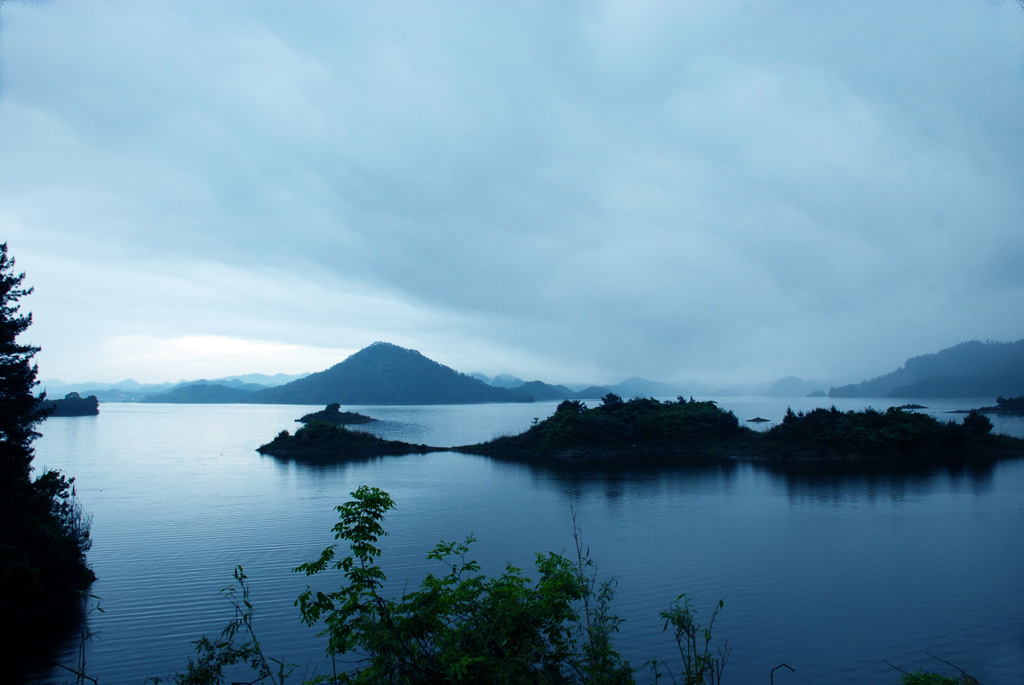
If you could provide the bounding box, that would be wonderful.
[28,397,1024,684]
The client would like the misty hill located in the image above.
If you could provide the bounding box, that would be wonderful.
[573,376,683,400]
[763,376,828,398]
[829,339,1024,399]
[248,342,533,405]
[39,378,174,401]
[142,380,264,403]
[516,380,577,401]
[40,372,309,402]
[471,372,527,389]
[476,373,681,401]
[220,372,309,386]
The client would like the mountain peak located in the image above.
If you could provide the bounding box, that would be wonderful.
[249,342,532,405]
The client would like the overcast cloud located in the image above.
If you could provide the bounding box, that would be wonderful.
[2,0,1023,387]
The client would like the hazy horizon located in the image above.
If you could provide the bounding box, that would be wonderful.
[38,336,1019,396]
[4,2,1023,387]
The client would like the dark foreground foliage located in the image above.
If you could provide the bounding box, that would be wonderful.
[156,487,976,685]
[160,486,729,685]
[0,244,94,675]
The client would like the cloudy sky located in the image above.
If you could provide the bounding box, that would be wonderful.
[2,1,1023,388]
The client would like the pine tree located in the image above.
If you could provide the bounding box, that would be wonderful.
[0,242,45,482]
[0,243,95,672]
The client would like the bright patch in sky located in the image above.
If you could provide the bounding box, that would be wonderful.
[89,335,354,383]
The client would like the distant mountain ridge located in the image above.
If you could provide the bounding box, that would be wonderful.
[248,342,532,405]
[763,376,827,398]
[41,373,309,402]
[45,338,1022,406]
[829,339,1024,398]
[141,380,265,404]
[472,373,685,401]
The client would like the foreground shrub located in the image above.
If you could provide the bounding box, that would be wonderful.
[294,485,634,684]
[164,486,737,684]
[159,487,985,685]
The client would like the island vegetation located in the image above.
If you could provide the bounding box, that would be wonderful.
[257,393,1024,467]
[0,244,94,677]
[298,402,376,425]
[757,406,1011,462]
[257,421,433,461]
[36,391,100,417]
[975,394,1024,414]
[465,395,756,462]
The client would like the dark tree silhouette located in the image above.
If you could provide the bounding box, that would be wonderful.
[0,243,94,673]
[0,243,45,483]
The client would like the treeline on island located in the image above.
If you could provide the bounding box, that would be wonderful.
[297,402,376,425]
[258,394,1023,466]
[36,391,99,417]
[977,395,1024,414]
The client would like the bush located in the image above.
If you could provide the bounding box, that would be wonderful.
[293,485,634,684]
[961,410,993,436]
[168,486,736,685]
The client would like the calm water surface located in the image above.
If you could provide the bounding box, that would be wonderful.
[29,398,1024,683]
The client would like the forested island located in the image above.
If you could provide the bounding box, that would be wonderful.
[975,394,1024,414]
[36,391,99,417]
[298,402,376,425]
[257,421,433,460]
[258,396,1024,466]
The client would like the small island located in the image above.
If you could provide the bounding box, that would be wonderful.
[257,421,433,460]
[464,396,757,461]
[257,394,1024,466]
[975,395,1024,415]
[298,403,376,425]
[37,392,100,417]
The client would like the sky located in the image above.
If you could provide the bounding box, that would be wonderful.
[1,1,1023,388]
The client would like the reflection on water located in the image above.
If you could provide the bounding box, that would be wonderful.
[27,401,1024,685]
[765,462,998,504]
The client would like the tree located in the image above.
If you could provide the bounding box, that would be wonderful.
[556,399,587,414]
[0,243,94,672]
[962,409,993,436]
[601,393,624,409]
[0,242,45,483]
